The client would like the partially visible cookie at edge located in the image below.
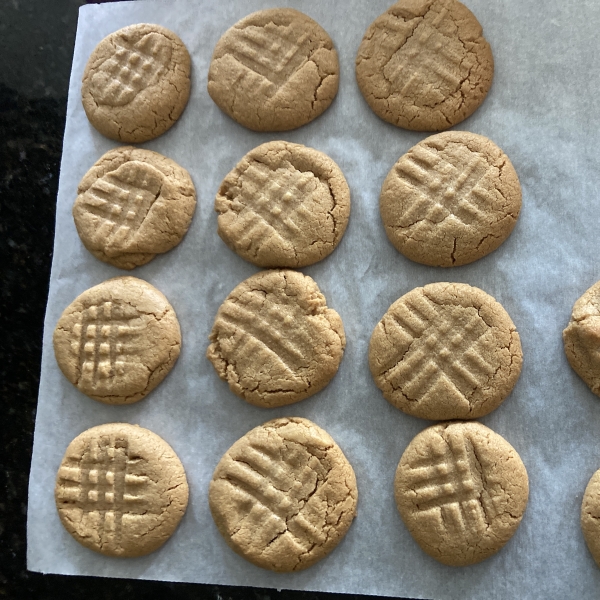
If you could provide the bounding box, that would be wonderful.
[369,282,522,420]
[73,147,196,270]
[207,270,345,407]
[82,23,191,143]
[55,423,188,557]
[208,8,339,131]
[355,0,494,131]
[209,417,358,571]
[215,141,350,267]
[394,421,529,566]
[563,281,600,397]
[380,131,521,267]
[53,276,181,404]
[581,468,600,568]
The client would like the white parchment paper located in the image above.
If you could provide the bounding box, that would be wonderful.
[26,0,600,597]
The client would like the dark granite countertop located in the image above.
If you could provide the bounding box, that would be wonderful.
[0,1,411,598]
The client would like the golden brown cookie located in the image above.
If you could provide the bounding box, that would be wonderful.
[394,421,528,566]
[563,281,600,397]
[73,147,196,270]
[209,417,357,572]
[82,24,191,143]
[369,282,522,420]
[355,0,494,131]
[207,270,345,408]
[53,277,181,404]
[215,141,350,268]
[581,468,600,568]
[207,8,339,131]
[380,131,521,267]
[55,423,188,557]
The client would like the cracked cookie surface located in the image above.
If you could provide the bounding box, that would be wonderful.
[53,276,181,404]
[207,8,339,131]
[207,270,345,408]
[215,141,350,268]
[82,23,191,143]
[380,131,521,267]
[581,468,600,568]
[369,282,522,420]
[394,421,528,566]
[73,147,196,270]
[356,0,493,131]
[55,423,188,557]
[563,281,600,397]
[209,417,357,571]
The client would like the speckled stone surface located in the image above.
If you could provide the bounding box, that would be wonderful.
[0,1,409,599]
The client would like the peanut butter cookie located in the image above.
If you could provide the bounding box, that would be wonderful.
[55,423,188,557]
[53,277,181,404]
[380,132,521,267]
[207,270,345,408]
[394,421,528,566]
[82,24,191,142]
[73,147,196,270]
[215,141,350,267]
[208,9,339,131]
[369,282,522,420]
[209,417,357,571]
[581,468,600,568]
[563,281,600,397]
[356,0,494,131]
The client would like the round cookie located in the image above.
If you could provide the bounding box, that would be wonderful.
[369,282,522,420]
[53,276,181,404]
[207,9,339,131]
[394,421,529,566]
[380,131,521,267]
[73,147,196,270]
[581,468,600,568]
[355,0,494,131]
[215,141,350,268]
[55,423,188,557]
[82,24,191,143]
[563,281,600,397]
[209,417,358,572]
[207,270,345,408]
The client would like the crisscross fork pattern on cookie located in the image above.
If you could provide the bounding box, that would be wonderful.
[56,435,150,552]
[386,292,494,400]
[228,24,311,91]
[73,301,141,385]
[223,441,328,547]
[82,164,162,252]
[93,32,172,107]
[386,7,462,95]
[235,162,317,247]
[395,143,494,231]
[406,433,488,535]
[215,296,309,379]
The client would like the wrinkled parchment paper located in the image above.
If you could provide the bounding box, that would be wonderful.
[27,1,600,598]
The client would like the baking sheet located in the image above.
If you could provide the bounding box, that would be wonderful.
[26,0,600,598]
